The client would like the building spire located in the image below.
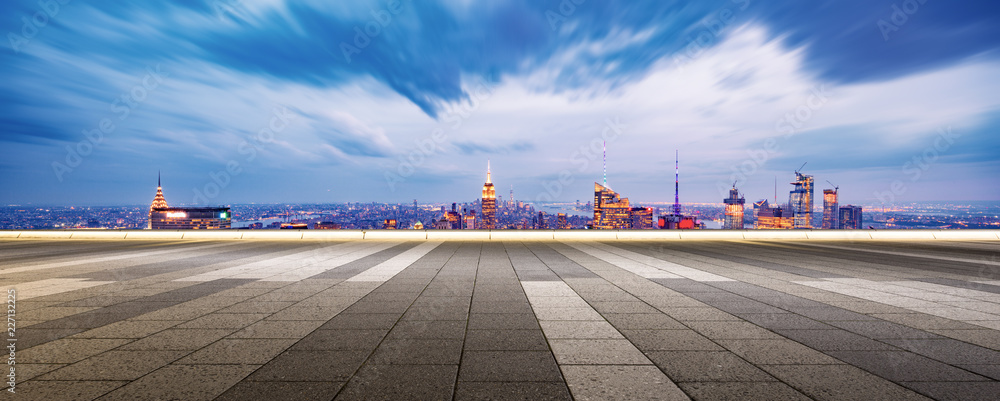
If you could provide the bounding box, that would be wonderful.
[673,150,681,215]
[486,160,492,184]
[603,141,608,187]
[158,170,161,188]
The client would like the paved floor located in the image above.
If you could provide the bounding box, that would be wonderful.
[2,239,1000,400]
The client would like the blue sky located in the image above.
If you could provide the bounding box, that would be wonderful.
[2,0,999,206]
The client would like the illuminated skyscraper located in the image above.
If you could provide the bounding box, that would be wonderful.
[723,185,745,230]
[481,161,497,229]
[147,174,231,230]
[630,207,653,229]
[148,172,169,228]
[755,205,794,229]
[789,171,814,229]
[822,189,839,229]
[557,213,568,229]
[593,182,631,229]
[840,205,863,229]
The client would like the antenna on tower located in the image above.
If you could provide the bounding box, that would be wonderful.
[774,176,777,204]
[602,141,607,187]
[486,159,492,184]
[158,170,161,187]
[673,150,681,215]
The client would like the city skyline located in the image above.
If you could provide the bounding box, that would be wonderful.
[2,1,1000,206]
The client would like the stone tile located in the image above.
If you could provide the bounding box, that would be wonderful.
[70,320,182,338]
[870,313,984,330]
[387,320,467,339]
[882,338,1000,365]
[265,305,347,321]
[548,339,650,365]
[678,382,811,401]
[320,313,400,330]
[468,313,540,330]
[828,350,990,382]
[761,364,929,401]
[216,301,295,314]
[826,320,942,340]
[622,330,723,351]
[119,329,232,351]
[717,339,843,365]
[368,339,464,365]
[290,329,388,351]
[176,339,296,364]
[1,363,64,383]
[248,350,370,381]
[464,329,548,351]
[931,329,1000,350]
[561,365,688,401]
[540,321,624,339]
[531,307,604,321]
[469,301,534,314]
[956,364,1000,380]
[686,321,783,340]
[37,350,188,381]
[901,381,1000,401]
[664,307,741,322]
[739,313,834,330]
[19,338,131,364]
[775,329,898,351]
[401,306,470,321]
[602,313,687,330]
[215,381,345,401]
[229,320,324,338]
[647,351,776,382]
[13,380,125,400]
[98,364,258,401]
[455,381,571,401]
[337,364,458,400]
[459,351,563,382]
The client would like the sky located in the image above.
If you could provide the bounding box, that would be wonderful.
[1,0,999,206]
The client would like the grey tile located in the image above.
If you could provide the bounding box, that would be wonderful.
[647,351,776,382]
[368,339,464,365]
[459,351,563,382]
[775,329,898,351]
[320,313,400,330]
[387,320,467,339]
[603,313,687,330]
[561,365,688,401]
[622,330,723,351]
[215,381,345,401]
[97,364,258,401]
[762,364,931,401]
[678,382,811,401]
[455,381,571,401]
[883,338,1000,365]
[290,329,388,351]
[248,350,369,381]
[464,329,549,351]
[829,350,990,382]
[336,364,458,401]
[902,381,1000,401]
[468,313,540,330]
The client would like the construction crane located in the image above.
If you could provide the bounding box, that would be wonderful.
[826,180,839,193]
[795,162,807,174]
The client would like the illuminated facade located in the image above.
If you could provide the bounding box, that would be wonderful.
[149,207,232,229]
[755,205,794,229]
[593,182,631,229]
[723,186,745,230]
[630,207,654,229]
[148,174,231,229]
[822,189,839,229]
[481,161,497,229]
[382,219,398,229]
[840,205,863,229]
[789,172,814,229]
[557,213,569,229]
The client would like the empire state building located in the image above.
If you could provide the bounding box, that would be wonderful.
[481,161,497,230]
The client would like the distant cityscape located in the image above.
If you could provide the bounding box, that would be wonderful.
[2,152,998,230]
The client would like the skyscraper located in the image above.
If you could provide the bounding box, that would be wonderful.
[822,189,839,229]
[147,174,231,230]
[840,205,863,229]
[789,171,814,229]
[723,185,745,230]
[593,182,631,229]
[148,172,168,229]
[481,161,497,229]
